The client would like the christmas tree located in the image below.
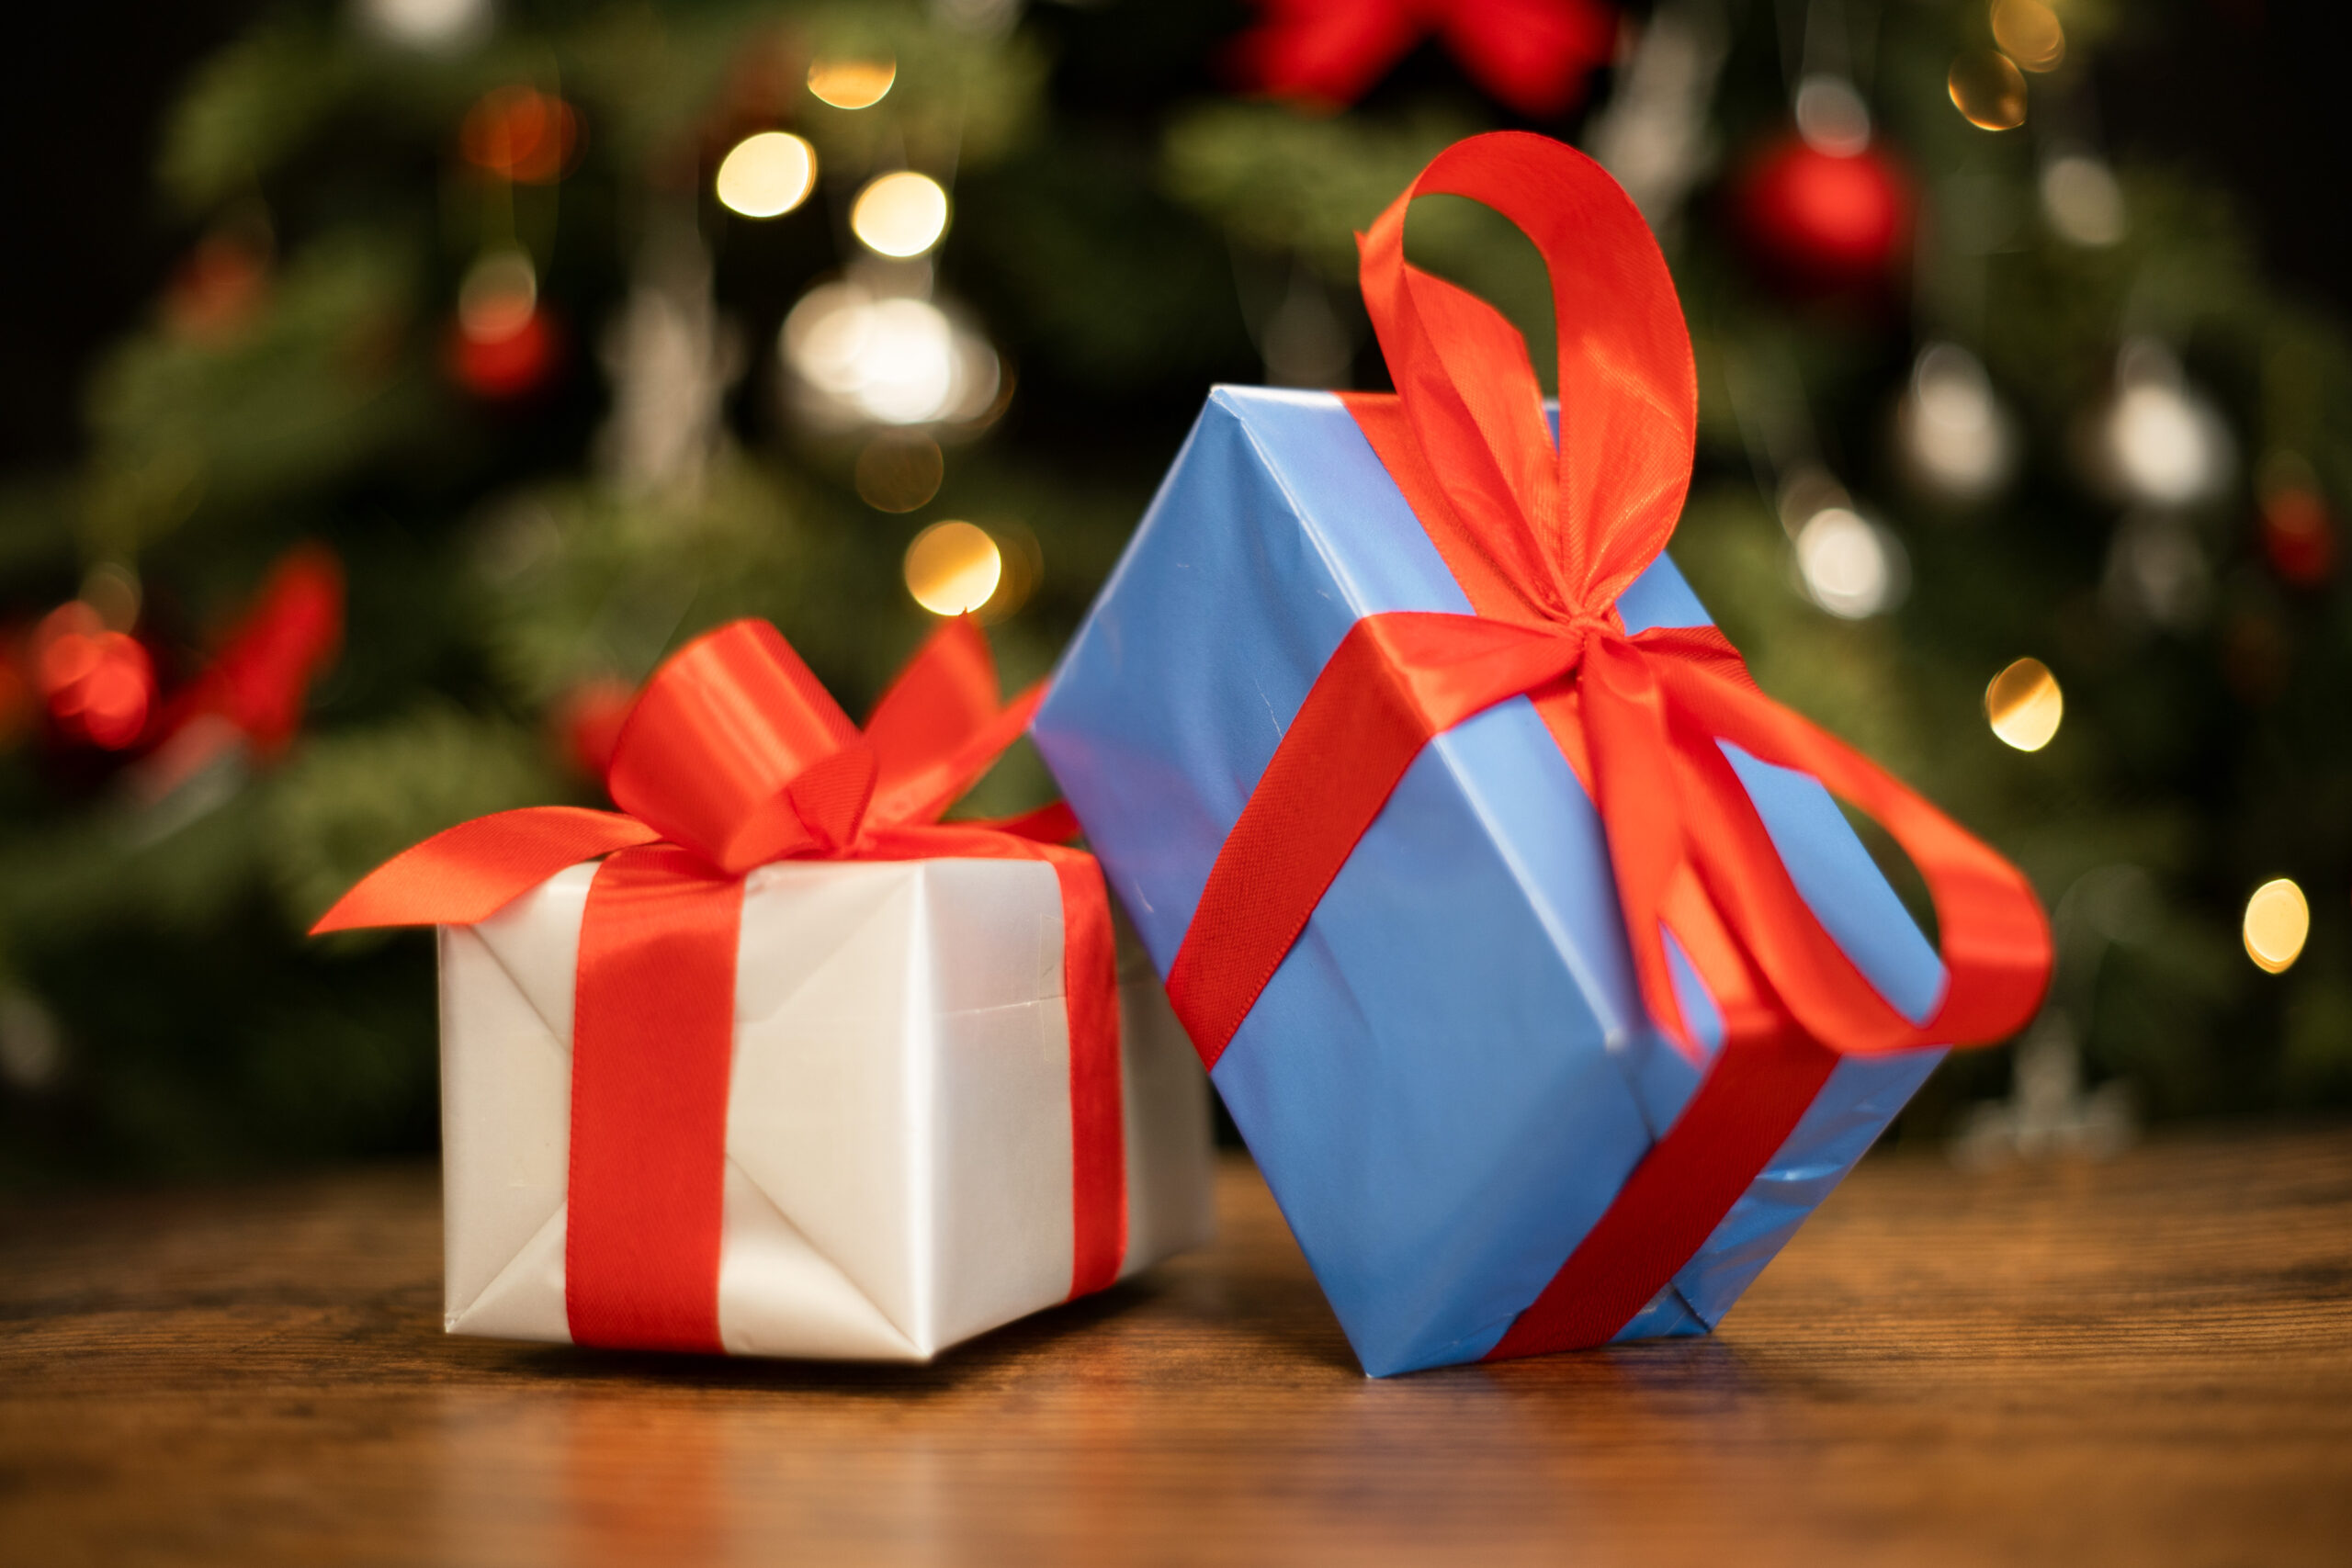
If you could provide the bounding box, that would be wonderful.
[2,0,2345,1183]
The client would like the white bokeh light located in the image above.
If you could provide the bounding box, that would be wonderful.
[1796,506,1907,618]
[782,283,1001,428]
[1900,342,2015,501]
[355,0,491,50]
[715,132,817,219]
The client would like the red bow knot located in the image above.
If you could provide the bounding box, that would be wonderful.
[1163,133,2052,1359]
[314,616,1124,1352]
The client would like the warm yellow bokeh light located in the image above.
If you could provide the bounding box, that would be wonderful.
[2244,879,2311,973]
[808,57,896,109]
[853,172,950,258]
[2243,879,2310,974]
[904,521,1001,615]
[1986,657,2063,751]
[715,131,817,219]
[1948,50,2028,130]
[1990,0,2065,73]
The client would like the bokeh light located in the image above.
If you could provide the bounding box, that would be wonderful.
[1793,74,1871,157]
[458,250,537,341]
[1948,51,2027,130]
[1985,658,2063,751]
[715,131,816,219]
[852,172,950,257]
[807,57,896,109]
[1796,506,1905,617]
[904,522,1002,615]
[356,0,490,51]
[1899,342,2014,501]
[1990,0,2065,73]
[782,283,1001,427]
[460,86,578,183]
[855,434,945,512]
[2100,345,2235,509]
[34,602,154,750]
[2041,153,2126,247]
[2242,879,2310,974]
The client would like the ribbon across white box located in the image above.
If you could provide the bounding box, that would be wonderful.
[435,854,1216,1360]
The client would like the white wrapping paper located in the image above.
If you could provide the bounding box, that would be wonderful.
[435,854,1216,1359]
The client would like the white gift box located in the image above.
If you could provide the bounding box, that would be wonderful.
[435,854,1216,1360]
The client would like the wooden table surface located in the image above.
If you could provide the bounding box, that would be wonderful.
[3,1128,2348,1567]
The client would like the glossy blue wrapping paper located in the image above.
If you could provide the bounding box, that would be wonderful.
[1032,387,1946,1376]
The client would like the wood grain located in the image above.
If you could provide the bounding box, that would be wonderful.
[3,1127,2348,1566]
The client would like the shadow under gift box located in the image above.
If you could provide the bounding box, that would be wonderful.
[437,856,1216,1359]
[1033,387,1946,1377]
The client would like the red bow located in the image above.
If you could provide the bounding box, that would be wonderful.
[1230,0,1618,118]
[315,618,1125,1351]
[1164,133,2051,1357]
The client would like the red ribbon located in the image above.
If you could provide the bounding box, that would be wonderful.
[1230,0,1618,118]
[1163,133,2051,1359]
[314,618,1125,1352]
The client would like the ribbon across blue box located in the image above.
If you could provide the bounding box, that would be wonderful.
[1033,386,1947,1377]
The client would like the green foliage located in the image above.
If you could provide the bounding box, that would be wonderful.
[5,0,2347,1183]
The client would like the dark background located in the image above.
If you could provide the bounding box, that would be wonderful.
[3,0,2346,481]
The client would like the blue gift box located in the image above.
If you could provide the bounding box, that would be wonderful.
[1032,386,1946,1377]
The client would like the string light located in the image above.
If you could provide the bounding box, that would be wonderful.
[1948,51,2027,130]
[807,57,896,109]
[852,172,950,258]
[2242,879,2310,974]
[715,131,817,219]
[1985,658,2063,751]
[1990,0,2065,73]
[904,522,1001,615]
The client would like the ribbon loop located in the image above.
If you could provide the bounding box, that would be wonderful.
[1358,131,1699,617]
[606,620,864,873]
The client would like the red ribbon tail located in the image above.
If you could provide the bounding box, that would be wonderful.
[309,807,661,933]
[1485,1015,1838,1359]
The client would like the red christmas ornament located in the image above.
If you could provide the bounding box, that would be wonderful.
[2260,483,2337,587]
[1230,0,1618,118]
[32,603,157,751]
[550,676,639,783]
[1732,134,1913,297]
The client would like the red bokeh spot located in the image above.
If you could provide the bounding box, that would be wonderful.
[34,603,156,751]
[2261,487,2337,588]
[446,310,560,400]
[1734,136,1912,295]
[460,87,582,184]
